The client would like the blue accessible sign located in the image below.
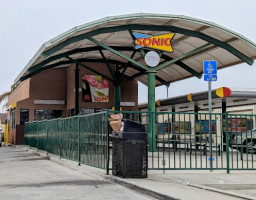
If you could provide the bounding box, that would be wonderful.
[204,60,217,81]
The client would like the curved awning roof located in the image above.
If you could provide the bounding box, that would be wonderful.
[15,13,256,86]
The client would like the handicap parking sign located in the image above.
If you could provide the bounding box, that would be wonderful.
[204,61,217,81]
[204,74,217,81]
[204,61,217,75]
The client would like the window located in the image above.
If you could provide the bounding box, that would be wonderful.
[20,109,29,125]
[34,110,63,121]
[10,109,16,129]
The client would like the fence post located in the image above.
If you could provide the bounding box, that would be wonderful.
[46,120,48,155]
[106,110,110,175]
[209,113,213,172]
[29,122,31,148]
[78,115,81,166]
[225,112,230,174]
[37,121,39,151]
[24,123,25,147]
[59,119,62,159]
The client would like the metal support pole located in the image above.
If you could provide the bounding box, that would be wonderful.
[208,82,213,171]
[225,112,230,174]
[222,101,227,152]
[106,110,110,175]
[46,120,48,155]
[222,101,227,115]
[114,83,121,111]
[194,105,199,150]
[172,107,175,122]
[148,71,156,152]
[59,119,63,159]
[74,64,80,115]
[37,121,39,151]
[78,115,81,166]
[194,105,199,121]
[29,123,31,148]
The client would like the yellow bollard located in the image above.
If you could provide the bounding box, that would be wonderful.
[4,124,8,146]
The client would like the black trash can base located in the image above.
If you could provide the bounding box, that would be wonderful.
[112,138,147,178]
[111,119,148,178]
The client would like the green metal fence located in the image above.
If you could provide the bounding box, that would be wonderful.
[24,111,109,170]
[24,110,256,173]
[109,111,256,172]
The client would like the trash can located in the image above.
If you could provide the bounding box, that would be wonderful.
[112,119,148,178]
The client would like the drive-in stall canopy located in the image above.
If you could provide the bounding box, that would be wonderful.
[13,13,256,151]
[15,13,256,87]
[139,87,256,113]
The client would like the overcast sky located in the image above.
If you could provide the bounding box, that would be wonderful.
[1,0,256,108]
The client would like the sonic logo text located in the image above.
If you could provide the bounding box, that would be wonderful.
[133,32,175,52]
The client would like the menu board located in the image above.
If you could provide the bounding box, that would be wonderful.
[196,120,216,133]
[224,118,253,132]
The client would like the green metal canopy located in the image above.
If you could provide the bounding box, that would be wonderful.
[14,13,256,86]
[13,13,256,152]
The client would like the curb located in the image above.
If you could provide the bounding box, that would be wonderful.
[23,147,179,200]
[102,176,180,200]
[189,184,256,200]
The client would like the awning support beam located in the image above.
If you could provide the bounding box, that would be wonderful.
[87,37,150,71]
[139,49,146,58]
[155,43,211,71]
[156,77,170,87]
[129,71,170,87]
[28,46,200,80]
[20,58,138,82]
[121,50,136,76]
[99,49,116,79]
[66,56,115,82]
[161,54,202,79]
[87,37,171,87]
[29,46,134,73]
[21,56,170,87]
[130,71,146,78]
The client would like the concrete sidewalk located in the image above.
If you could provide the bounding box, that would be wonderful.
[18,146,256,199]
[0,145,154,200]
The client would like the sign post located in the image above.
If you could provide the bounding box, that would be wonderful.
[203,60,217,172]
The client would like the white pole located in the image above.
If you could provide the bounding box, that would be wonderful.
[208,81,213,171]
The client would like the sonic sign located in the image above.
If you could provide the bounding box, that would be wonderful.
[133,32,175,52]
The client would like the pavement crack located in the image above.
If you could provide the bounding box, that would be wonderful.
[0,180,110,188]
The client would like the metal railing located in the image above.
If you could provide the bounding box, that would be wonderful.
[109,111,256,173]
[25,110,256,173]
[24,111,109,171]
